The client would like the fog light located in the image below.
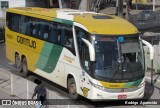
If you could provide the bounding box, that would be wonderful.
[138,82,145,88]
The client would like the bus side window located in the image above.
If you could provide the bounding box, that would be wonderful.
[50,25,58,43]
[65,26,75,55]
[19,16,25,34]
[39,23,45,39]
[36,21,50,41]
[7,13,21,32]
[21,16,28,34]
[6,12,12,30]
[35,23,40,37]
[65,29,74,48]
[29,22,36,37]
[43,25,49,41]
[59,26,66,45]
[32,23,37,37]
[12,14,20,32]
[25,18,33,36]
[58,24,75,55]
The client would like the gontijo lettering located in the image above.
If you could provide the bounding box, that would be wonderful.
[17,36,36,49]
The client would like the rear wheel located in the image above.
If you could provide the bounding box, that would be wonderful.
[22,57,29,77]
[15,54,21,72]
[68,78,79,99]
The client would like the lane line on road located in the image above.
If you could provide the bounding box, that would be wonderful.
[0,79,9,84]
[1,82,11,88]
[0,64,11,71]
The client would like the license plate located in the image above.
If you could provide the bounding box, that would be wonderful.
[118,95,127,99]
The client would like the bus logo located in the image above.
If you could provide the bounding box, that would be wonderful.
[81,87,90,97]
[17,36,36,49]
[64,55,75,63]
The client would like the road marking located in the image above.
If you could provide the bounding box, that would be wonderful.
[145,77,160,83]
[0,64,11,71]
[0,67,11,75]
[0,79,9,84]
[1,82,11,88]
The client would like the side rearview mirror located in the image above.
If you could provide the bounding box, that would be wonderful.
[82,38,95,61]
[142,39,154,60]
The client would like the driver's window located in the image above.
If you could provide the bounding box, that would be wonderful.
[82,45,90,71]
[75,27,90,72]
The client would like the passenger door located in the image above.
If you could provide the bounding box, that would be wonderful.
[79,43,91,98]
[75,26,92,97]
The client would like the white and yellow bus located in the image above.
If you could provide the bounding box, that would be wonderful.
[6,7,146,100]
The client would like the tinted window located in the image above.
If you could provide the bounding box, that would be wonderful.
[75,27,90,72]
[6,12,75,55]
[6,13,20,32]
[58,24,75,55]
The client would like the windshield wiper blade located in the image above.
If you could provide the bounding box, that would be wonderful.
[110,63,121,82]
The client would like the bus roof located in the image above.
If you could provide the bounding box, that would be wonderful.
[7,7,139,35]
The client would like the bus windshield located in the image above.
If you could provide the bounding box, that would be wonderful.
[93,35,144,82]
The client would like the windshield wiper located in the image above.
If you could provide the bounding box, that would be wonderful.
[110,63,121,82]
[127,63,135,78]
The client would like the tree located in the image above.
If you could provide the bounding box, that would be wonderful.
[126,0,130,20]
[118,0,123,17]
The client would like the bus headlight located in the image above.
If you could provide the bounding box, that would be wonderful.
[89,80,104,90]
[138,82,145,88]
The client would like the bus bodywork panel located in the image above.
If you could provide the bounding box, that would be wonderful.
[90,83,145,99]
[5,26,80,88]
[7,8,139,35]
[79,72,145,100]
[74,15,139,35]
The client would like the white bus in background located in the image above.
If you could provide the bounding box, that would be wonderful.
[142,32,160,73]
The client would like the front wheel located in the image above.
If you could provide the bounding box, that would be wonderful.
[22,57,29,77]
[68,78,79,99]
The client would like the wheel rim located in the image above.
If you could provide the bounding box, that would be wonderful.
[22,59,28,76]
[70,83,76,95]
[15,55,20,68]
[23,61,27,73]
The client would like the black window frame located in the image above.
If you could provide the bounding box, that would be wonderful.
[75,26,92,74]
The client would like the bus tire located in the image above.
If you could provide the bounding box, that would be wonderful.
[22,57,29,77]
[68,78,79,99]
[15,54,22,72]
